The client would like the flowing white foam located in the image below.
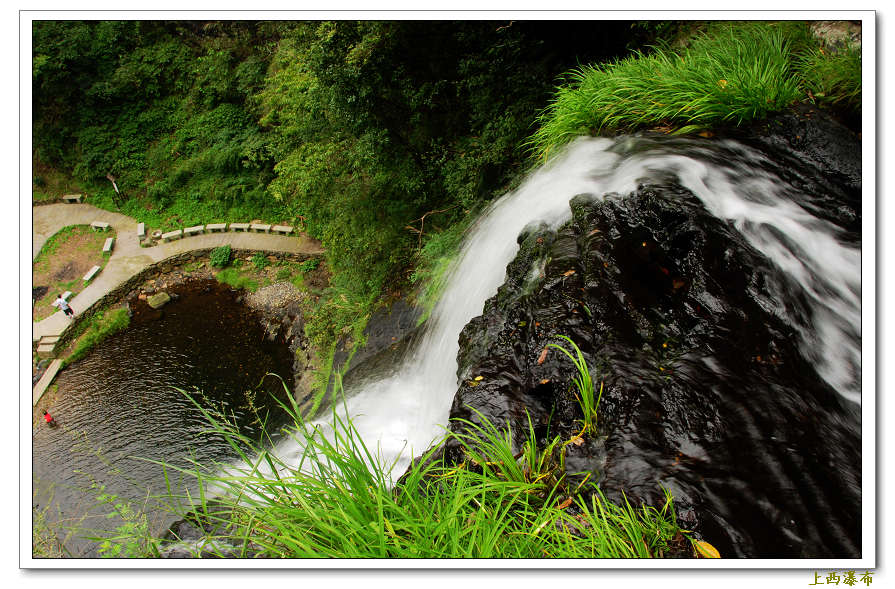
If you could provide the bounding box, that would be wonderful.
[257,136,861,483]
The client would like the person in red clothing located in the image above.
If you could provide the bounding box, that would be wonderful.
[43,411,55,425]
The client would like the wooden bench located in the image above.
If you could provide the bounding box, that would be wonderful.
[229,223,250,232]
[103,237,115,254]
[250,223,271,234]
[161,229,183,242]
[137,222,146,239]
[83,265,101,283]
[184,225,205,237]
[62,194,83,204]
[91,221,110,231]
[272,225,293,236]
[206,223,227,233]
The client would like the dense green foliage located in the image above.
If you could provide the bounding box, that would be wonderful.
[529,21,862,158]
[33,20,636,395]
[90,389,687,558]
[33,20,861,401]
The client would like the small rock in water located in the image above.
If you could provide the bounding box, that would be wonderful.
[147,292,171,309]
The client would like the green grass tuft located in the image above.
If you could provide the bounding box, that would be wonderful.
[528,21,858,159]
[548,335,603,436]
[214,267,259,292]
[86,383,689,559]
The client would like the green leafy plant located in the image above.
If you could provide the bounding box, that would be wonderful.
[210,245,232,268]
[548,335,603,436]
[251,252,270,271]
[299,258,320,273]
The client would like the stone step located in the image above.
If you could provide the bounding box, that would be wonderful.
[36,343,56,357]
[39,335,61,345]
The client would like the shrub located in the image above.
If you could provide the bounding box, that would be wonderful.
[251,252,270,271]
[299,258,320,273]
[210,245,232,268]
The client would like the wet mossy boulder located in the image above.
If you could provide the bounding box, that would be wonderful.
[147,291,171,309]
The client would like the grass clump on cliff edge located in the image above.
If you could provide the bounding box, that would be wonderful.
[94,388,695,559]
[62,307,130,368]
[528,21,860,159]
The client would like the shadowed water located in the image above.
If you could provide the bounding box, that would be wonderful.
[32,280,294,557]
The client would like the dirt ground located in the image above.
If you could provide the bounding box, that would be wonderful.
[32,225,111,321]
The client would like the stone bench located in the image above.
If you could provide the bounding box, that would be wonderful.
[137,222,146,239]
[161,229,183,242]
[62,194,83,204]
[91,221,110,231]
[103,237,115,254]
[229,223,250,232]
[36,343,57,358]
[206,223,227,233]
[250,223,271,234]
[83,265,101,283]
[272,225,293,236]
[184,225,205,237]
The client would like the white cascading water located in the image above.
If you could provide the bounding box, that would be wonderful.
[262,136,862,480]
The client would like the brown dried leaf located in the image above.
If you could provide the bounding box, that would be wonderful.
[557,497,573,510]
[537,347,549,365]
[563,270,576,277]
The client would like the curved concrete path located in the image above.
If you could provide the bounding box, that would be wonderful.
[32,203,324,342]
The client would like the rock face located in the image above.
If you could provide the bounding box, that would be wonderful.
[447,110,861,559]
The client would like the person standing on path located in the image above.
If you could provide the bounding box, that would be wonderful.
[52,293,74,318]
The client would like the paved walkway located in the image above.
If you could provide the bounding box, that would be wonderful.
[32,203,324,343]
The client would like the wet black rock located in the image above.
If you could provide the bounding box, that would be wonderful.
[448,148,861,558]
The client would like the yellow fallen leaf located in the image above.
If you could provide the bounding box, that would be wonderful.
[474,376,483,381]
[570,436,584,447]
[563,269,576,276]
[694,540,721,558]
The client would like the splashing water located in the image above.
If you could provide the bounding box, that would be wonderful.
[265,135,861,480]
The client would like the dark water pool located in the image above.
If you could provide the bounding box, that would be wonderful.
[32,279,295,557]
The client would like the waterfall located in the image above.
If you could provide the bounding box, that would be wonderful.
[265,135,861,480]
